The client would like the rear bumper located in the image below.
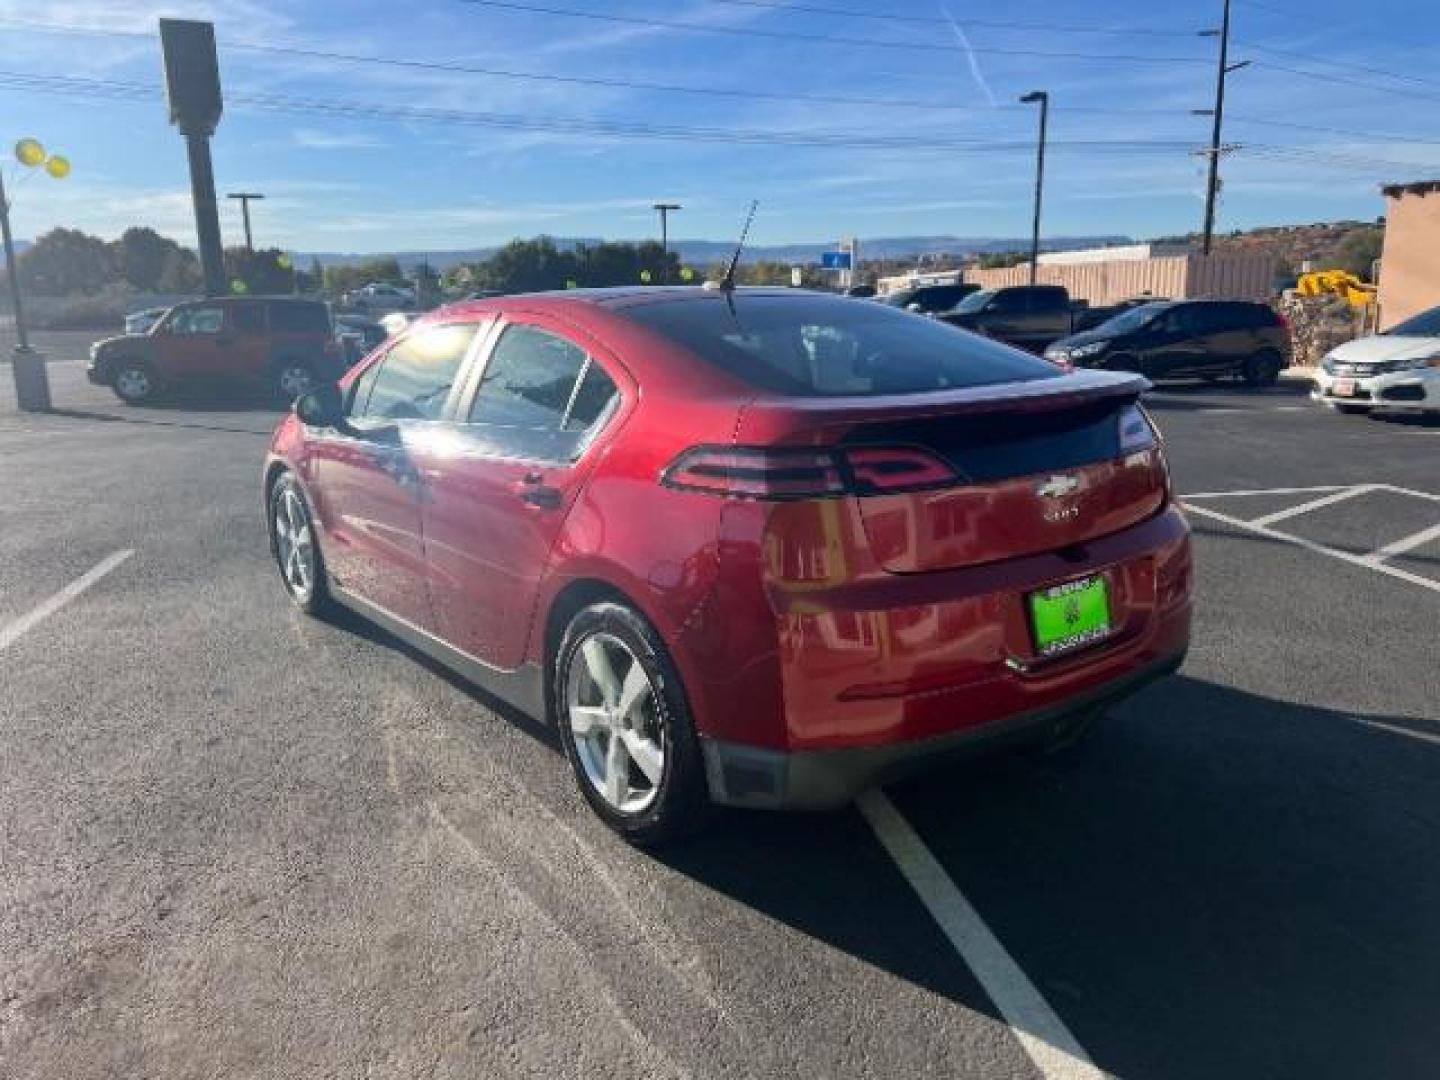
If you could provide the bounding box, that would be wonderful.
[701,645,1187,809]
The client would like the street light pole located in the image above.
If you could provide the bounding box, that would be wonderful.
[1020,91,1049,287]
[228,192,264,253]
[0,169,31,355]
[653,202,680,284]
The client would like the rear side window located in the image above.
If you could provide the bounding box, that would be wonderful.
[357,324,477,421]
[1031,287,1069,313]
[624,293,1058,396]
[270,302,332,334]
[466,323,620,461]
[231,304,266,334]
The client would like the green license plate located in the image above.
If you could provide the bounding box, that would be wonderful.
[1029,575,1112,657]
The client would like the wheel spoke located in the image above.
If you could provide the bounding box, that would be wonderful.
[604,733,629,806]
[293,525,312,552]
[621,729,663,787]
[568,705,608,738]
[581,637,620,705]
[616,661,651,724]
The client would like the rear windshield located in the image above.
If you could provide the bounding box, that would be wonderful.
[623,293,1059,396]
[269,302,332,334]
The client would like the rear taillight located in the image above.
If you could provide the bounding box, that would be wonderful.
[1118,402,1157,453]
[661,445,957,500]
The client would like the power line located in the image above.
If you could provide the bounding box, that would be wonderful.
[1230,113,1440,148]
[0,69,1202,153]
[697,0,1202,38]
[0,15,1203,118]
[1235,39,1440,90]
[1247,60,1440,105]
[1239,143,1440,173]
[450,0,1214,63]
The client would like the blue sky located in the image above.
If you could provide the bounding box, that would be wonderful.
[2,0,1438,254]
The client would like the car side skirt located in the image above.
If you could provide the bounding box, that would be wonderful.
[330,585,546,720]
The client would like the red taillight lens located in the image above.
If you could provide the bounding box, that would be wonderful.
[661,445,957,499]
[661,447,847,499]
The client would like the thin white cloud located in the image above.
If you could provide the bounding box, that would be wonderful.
[291,128,380,150]
[940,6,998,108]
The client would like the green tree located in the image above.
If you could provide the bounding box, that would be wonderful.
[323,257,404,294]
[114,227,181,291]
[224,247,296,294]
[17,228,114,295]
[470,237,578,293]
[157,248,203,294]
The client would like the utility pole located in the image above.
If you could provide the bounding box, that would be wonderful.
[160,19,226,297]
[653,202,680,284]
[1020,90,1049,286]
[1199,0,1249,255]
[228,192,264,252]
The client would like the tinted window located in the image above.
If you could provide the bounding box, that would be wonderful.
[989,290,1029,314]
[231,304,266,334]
[270,302,331,334]
[169,306,224,335]
[469,325,589,428]
[1031,287,1069,313]
[359,324,477,421]
[1386,304,1440,336]
[953,289,997,314]
[565,362,620,432]
[624,293,1058,396]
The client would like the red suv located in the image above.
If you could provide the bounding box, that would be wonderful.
[89,297,341,404]
[264,288,1192,843]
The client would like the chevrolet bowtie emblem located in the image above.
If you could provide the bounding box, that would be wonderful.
[1036,475,1080,499]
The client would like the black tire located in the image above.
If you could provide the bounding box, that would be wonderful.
[271,360,317,404]
[554,602,712,846]
[1107,353,1143,375]
[1242,350,1283,388]
[1332,402,1369,416]
[110,359,160,405]
[267,472,331,615]
[1028,706,1104,757]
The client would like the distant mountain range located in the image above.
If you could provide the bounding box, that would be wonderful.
[299,235,1132,271]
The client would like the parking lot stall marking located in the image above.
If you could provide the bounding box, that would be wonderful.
[1182,485,1348,500]
[856,791,1106,1080]
[1358,521,1440,566]
[1180,501,1440,596]
[1378,484,1440,503]
[0,549,134,653]
[1246,485,1378,528]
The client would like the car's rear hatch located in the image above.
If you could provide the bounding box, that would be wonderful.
[738,372,1166,573]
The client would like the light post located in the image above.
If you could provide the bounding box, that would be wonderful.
[653,202,681,284]
[227,192,265,253]
[1019,91,1049,287]
[4,138,71,411]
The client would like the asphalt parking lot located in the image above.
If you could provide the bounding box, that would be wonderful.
[2,346,1438,1079]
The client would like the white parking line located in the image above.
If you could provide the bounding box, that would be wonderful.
[857,791,1104,1080]
[1247,485,1376,528]
[1359,521,1440,565]
[1181,502,1440,596]
[0,549,134,652]
[1183,485,1346,500]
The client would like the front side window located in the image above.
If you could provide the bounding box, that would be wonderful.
[270,302,331,334]
[356,324,478,422]
[168,306,225,335]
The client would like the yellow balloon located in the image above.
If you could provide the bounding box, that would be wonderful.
[15,138,45,167]
[230,279,249,294]
[44,155,70,179]
[277,253,293,269]
[640,269,653,284]
[680,266,695,282]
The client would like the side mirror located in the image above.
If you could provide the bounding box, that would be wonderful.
[295,383,344,428]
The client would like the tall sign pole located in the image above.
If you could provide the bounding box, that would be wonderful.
[1199,0,1248,255]
[1020,91,1049,286]
[160,19,225,297]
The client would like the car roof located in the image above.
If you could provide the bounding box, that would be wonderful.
[427,285,811,322]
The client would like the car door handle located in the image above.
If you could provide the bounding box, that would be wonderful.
[519,484,562,510]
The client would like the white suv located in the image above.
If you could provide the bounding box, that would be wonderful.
[1313,304,1440,416]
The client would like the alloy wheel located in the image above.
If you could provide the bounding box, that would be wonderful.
[565,632,666,814]
[115,367,152,401]
[273,487,315,599]
[277,365,314,400]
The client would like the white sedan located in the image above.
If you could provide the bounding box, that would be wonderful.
[1312,305,1440,416]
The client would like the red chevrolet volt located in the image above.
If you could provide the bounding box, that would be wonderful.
[264,288,1191,843]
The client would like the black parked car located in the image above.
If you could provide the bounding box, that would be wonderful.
[884,282,979,314]
[938,284,1076,352]
[1044,300,1291,387]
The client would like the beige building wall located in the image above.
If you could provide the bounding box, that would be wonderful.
[964,253,1275,305]
[1378,184,1440,330]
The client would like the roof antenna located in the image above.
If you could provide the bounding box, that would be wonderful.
[718,199,758,293]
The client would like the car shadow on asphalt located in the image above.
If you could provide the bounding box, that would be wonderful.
[46,406,279,437]
[663,674,1440,1079]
